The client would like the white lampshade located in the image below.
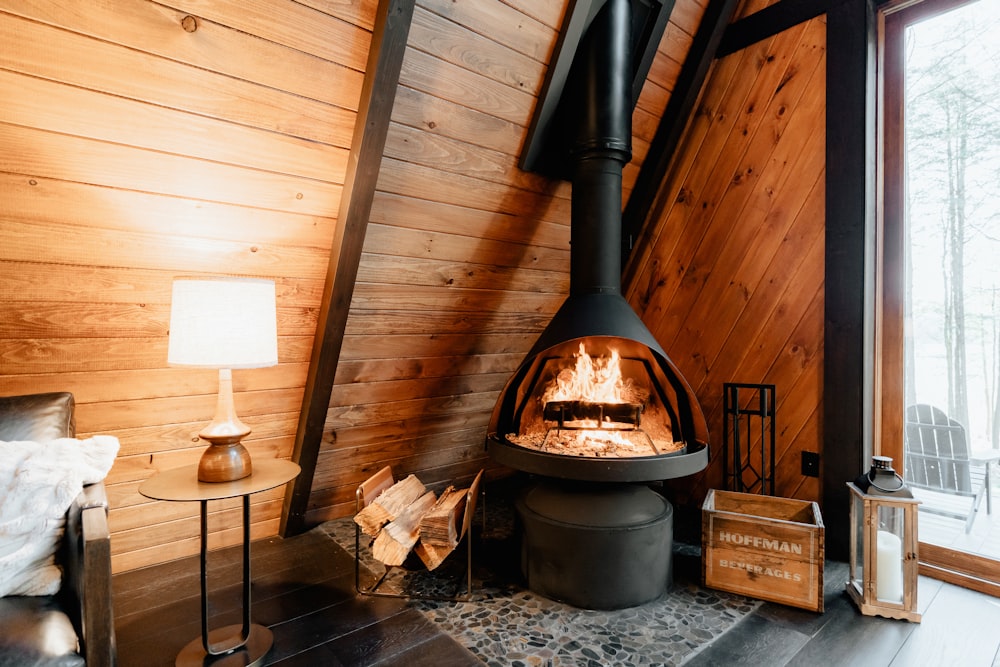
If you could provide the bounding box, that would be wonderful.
[168,278,278,369]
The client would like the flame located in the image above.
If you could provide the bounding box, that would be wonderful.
[542,343,634,405]
[504,341,678,457]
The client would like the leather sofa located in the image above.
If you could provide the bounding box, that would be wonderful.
[0,393,116,666]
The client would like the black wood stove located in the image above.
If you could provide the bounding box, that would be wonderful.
[486,0,709,609]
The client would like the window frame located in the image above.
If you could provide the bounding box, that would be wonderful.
[877,0,1000,596]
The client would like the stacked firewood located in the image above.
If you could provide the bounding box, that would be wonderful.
[354,469,482,571]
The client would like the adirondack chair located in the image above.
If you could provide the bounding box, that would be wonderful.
[904,404,988,533]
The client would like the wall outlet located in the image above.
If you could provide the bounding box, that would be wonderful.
[801,451,820,477]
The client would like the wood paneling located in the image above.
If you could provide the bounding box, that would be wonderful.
[0,0,362,572]
[2,0,830,575]
[624,14,827,507]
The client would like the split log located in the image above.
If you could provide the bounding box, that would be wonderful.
[413,540,454,572]
[354,473,425,536]
[418,486,466,548]
[372,490,437,566]
[414,470,483,571]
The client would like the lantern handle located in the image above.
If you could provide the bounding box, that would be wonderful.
[867,470,905,493]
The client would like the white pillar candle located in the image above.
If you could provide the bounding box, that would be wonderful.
[876,530,903,602]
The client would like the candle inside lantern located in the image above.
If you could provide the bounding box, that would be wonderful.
[876,530,903,602]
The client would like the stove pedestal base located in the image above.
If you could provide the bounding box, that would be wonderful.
[516,479,673,609]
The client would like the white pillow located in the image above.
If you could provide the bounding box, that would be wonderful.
[0,435,119,597]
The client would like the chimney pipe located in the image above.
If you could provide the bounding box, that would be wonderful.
[569,0,632,296]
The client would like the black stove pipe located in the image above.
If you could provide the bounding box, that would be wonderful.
[569,0,632,296]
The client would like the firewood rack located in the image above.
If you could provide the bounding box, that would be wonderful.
[354,466,482,602]
[723,383,776,495]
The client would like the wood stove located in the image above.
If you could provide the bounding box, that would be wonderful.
[486,0,709,609]
[489,305,709,483]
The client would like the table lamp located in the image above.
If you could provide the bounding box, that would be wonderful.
[168,277,278,483]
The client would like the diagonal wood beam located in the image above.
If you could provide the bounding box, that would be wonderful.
[717,0,834,57]
[621,0,741,278]
[281,0,416,536]
[717,0,900,58]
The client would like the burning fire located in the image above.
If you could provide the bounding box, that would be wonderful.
[507,343,680,457]
[542,343,644,406]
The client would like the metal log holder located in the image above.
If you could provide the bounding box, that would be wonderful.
[354,466,483,602]
[723,383,776,495]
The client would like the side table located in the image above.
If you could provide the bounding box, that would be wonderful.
[140,459,300,666]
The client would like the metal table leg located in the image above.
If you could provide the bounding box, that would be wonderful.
[175,495,272,666]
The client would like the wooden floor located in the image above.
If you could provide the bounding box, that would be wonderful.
[686,560,1000,666]
[111,528,480,666]
[113,517,1000,667]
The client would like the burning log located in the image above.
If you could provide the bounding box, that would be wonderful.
[543,400,642,428]
[371,490,437,566]
[354,473,426,536]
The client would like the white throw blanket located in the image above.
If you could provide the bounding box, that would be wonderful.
[0,435,119,596]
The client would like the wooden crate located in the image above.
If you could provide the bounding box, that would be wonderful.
[702,489,825,612]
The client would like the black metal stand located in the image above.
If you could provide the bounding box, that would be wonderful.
[723,383,776,495]
[176,496,271,667]
[516,479,673,609]
[354,517,476,603]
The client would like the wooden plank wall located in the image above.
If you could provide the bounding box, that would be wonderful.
[624,13,827,507]
[303,0,710,524]
[0,0,710,572]
[0,0,373,572]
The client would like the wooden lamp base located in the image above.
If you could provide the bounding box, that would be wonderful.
[198,441,253,483]
[197,368,254,483]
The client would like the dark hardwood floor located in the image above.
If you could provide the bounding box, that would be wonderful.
[685,560,1000,666]
[114,503,1000,667]
[112,528,480,666]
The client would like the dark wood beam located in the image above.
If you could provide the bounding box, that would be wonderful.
[717,0,834,57]
[281,0,415,536]
[621,0,741,275]
[823,0,877,561]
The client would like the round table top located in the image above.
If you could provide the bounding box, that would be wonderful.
[139,459,300,502]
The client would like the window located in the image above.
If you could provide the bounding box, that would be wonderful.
[881,0,1000,592]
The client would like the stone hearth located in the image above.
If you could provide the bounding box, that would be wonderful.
[326,476,760,666]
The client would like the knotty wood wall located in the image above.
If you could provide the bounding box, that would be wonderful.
[0,0,711,573]
[304,0,711,524]
[0,0,372,572]
[1,0,830,575]
[624,12,827,505]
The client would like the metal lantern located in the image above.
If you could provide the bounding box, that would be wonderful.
[846,455,921,622]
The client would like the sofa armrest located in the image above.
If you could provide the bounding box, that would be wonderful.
[64,482,116,666]
[77,481,109,512]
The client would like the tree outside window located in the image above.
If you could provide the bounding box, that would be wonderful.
[905,0,1000,448]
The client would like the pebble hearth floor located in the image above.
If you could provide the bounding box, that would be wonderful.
[321,477,760,667]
